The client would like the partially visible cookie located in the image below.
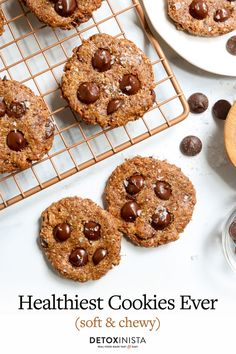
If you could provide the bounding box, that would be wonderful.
[0,9,4,36]
[61,33,155,128]
[0,78,54,173]
[23,0,102,29]
[168,0,236,36]
[105,156,196,247]
[40,197,121,282]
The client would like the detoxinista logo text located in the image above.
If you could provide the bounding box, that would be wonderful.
[89,336,146,349]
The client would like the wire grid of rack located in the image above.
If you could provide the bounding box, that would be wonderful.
[0,0,189,211]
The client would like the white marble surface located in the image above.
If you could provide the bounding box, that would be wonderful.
[1,2,236,353]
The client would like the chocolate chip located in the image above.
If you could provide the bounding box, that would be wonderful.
[226,36,236,55]
[151,90,156,103]
[121,201,141,222]
[189,0,208,20]
[212,100,231,120]
[151,208,172,230]
[40,239,48,248]
[107,99,124,115]
[0,98,6,117]
[53,223,71,242]
[188,92,209,113]
[92,49,111,72]
[69,248,88,267]
[214,8,231,22]
[93,248,108,265]
[124,175,145,195]
[77,82,99,104]
[120,74,141,95]
[7,130,28,151]
[154,181,172,200]
[54,0,77,17]
[180,135,202,156]
[7,101,26,118]
[83,221,101,241]
[229,221,236,243]
[45,118,55,139]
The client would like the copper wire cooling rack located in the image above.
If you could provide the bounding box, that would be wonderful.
[0,0,189,211]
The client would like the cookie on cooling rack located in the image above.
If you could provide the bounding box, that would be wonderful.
[168,0,236,36]
[105,156,196,247]
[40,197,122,282]
[23,0,102,29]
[61,33,155,128]
[0,78,54,173]
[0,9,4,36]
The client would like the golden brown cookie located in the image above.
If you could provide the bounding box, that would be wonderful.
[0,9,4,36]
[40,197,122,282]
[105,157,196,247]
[0,78,54,173]
[61,33,155,128]
[168,0,236,36]
[23,0,102,29]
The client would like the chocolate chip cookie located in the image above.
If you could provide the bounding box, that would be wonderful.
[105,157,196,247]
[40,197,122,282]
[0,9,4,36]
[61,34,155,128]
[0,78,54,173]
[168,0,236,36]
[23,0,102,29]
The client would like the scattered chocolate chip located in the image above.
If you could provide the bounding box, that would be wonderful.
[180,135,202,156]
[229,221,236,243]
[151,208,172,230]
[124,174,145,195]
[83,221,101,241]
[154,181,172,200]
[45,118,55,139]
[0,98,6,117]
[53,222,71,242]
[93,248,108,265]
[92,49,111,72]
[212,99,231,120]
[6,130,28,151]
[6,101,26,118]
[214,8,231,22]
[77,82,100,104]
[54,0,77,17]
[107,98,124,115]
[226,36,236,55]
[120,74,141,95]
[120,201,141,222]
[69,248,88,267]
[189,0,208,20]
[188,92,209,113]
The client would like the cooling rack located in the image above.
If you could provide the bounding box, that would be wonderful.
[0,0,189,211]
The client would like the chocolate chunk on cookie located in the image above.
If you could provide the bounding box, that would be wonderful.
[0,78,54,173]
[40,197,121,282]
[23,0,102,29]
[168,0,236,36]
[61,34,155,128]
[0,9,4,36]
[105,157,196,247]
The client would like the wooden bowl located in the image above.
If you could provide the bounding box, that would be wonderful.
[224,102,236,167]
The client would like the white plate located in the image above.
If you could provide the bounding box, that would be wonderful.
[142,0,236,77]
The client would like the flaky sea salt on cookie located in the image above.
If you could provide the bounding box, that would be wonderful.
[0,78,54,173]
[40,197,122,282]
[23,0,102,29]
[61,33,155,128]
[105,156,196,247]
[168,0,236,36]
